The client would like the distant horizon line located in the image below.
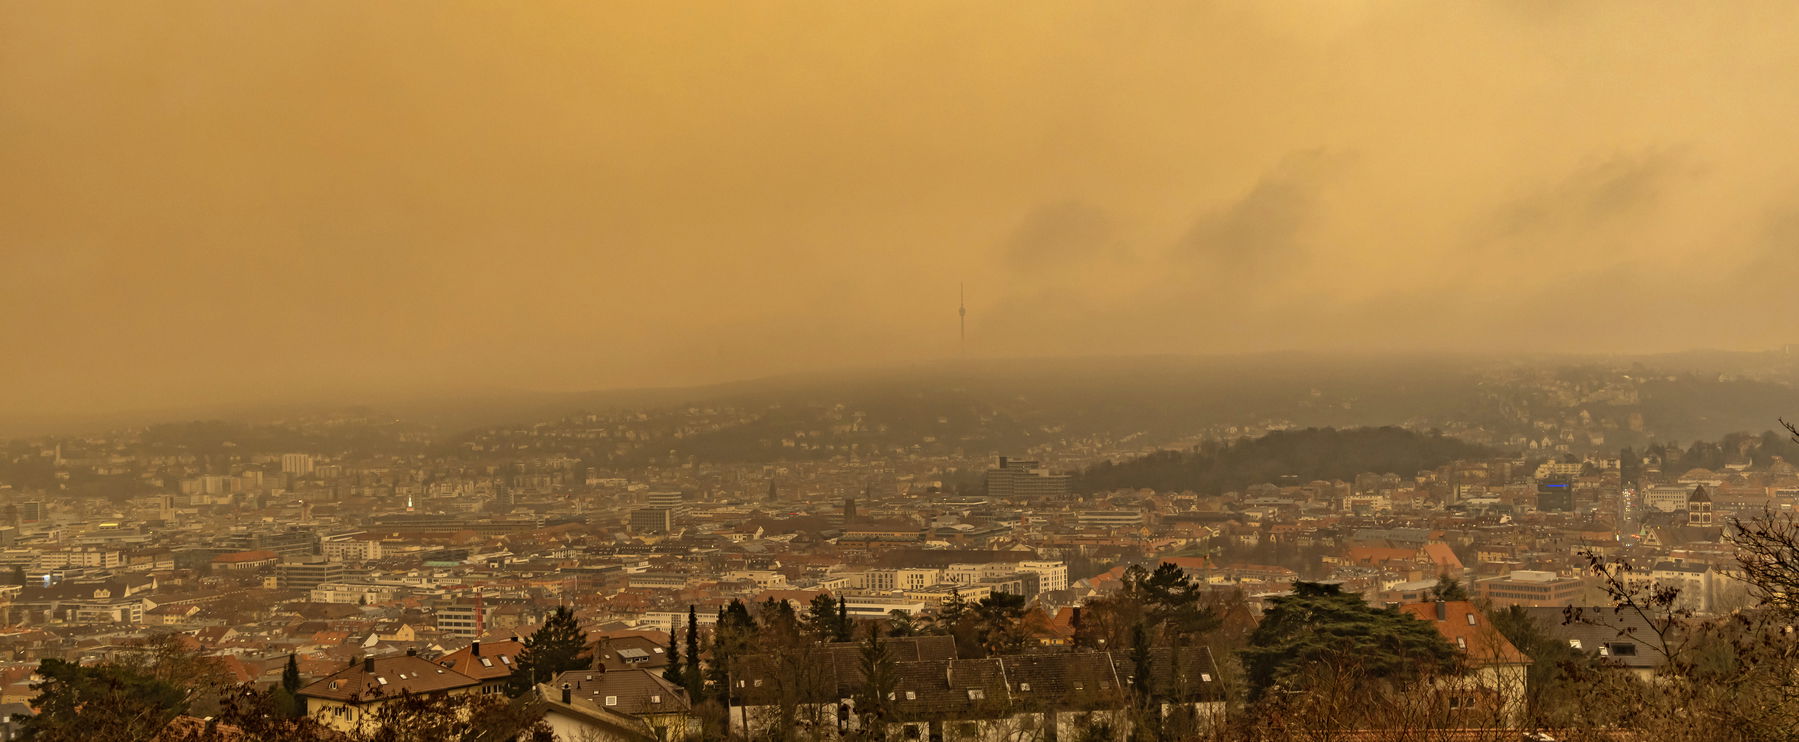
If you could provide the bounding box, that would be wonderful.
[6,345,1796,440]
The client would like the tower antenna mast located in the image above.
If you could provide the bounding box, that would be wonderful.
[958,283,967,357]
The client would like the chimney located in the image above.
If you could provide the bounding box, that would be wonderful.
[561,682,572,704]
[363,656,375,673]
[406,648,416,656]
[1434,601,1447,621]
[471,641,481,656]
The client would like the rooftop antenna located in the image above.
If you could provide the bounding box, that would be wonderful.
[958,282,967,357]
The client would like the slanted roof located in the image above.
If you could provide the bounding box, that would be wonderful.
[1399,601,1532,666]
[1519,607,1666,670]
[436,639,525,681]
[551,668,690,717]
[297,654,479,702]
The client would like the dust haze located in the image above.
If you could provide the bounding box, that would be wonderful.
[5,1,1797,424]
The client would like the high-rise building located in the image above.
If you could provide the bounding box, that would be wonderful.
[281,454,315,477]
[630,507,675,534]
[984,457,1072,498]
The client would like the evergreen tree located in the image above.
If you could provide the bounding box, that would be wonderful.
[1128,623,1158,740]
[664,620,685,689]
[684,605,702,700]
[22,659,188,742]
[1429,574,1470,602]
[886,609,916,637]
[1240,582,1459,700]
[707,599,758,703]
[804,593,841,639]
[281,653,301,693]
[836,597,852,642]
[974,592,1029,656]
[760,597,801,644]
[511,606,591,694]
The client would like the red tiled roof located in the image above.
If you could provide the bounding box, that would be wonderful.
[1398,601,1532,666]
[436,639,526,681]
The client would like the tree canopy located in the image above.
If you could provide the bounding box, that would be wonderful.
[1076,427,1493,494]
[1240,581,1460,700]
[510,606,589,693]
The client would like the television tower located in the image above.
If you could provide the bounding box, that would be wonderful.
[958,283,967,356]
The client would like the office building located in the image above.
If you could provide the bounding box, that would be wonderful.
[984,456,1073,498]
[630,507,675,534]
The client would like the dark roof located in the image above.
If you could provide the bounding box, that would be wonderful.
[551,668,691,717]
[731,646,1223,718]
[591,635,670,670]
[1519,607,1666,670]
[297,654,480,702]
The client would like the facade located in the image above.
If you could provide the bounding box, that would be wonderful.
[438,602,486,639]
[298,654,480,733]
[1475,571,1589,608]
[1399,600,1532,723]
[984,457,1073,499]
[630,507,675,534]
[275,559,349,590]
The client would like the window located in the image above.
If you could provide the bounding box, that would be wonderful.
[1607,643,1638,656]
[905,691,917,700]
[1568,639,1583,649]
[1200,673,1213,682]
[650,695,661,703]
[1073,682,1084,691]
[1456,637,1467,649]
[1466,614,1477,626]
[604,696,618,706]
[754,679,763,687]
[967,689,984,700]
[1018,683,1031,692]
[376,677,388,685]
[480,658,493,667]
[500,656,511,665]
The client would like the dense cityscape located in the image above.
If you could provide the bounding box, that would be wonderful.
[13,1,1799,739]
[0,356,1795,739]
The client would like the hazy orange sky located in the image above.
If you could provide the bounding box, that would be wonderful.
[4,1,1799,422]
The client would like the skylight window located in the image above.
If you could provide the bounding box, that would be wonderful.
[968,689,984,700]
[605,696,618,706]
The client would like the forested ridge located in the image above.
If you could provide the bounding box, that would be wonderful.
[1076,426,1497,494]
